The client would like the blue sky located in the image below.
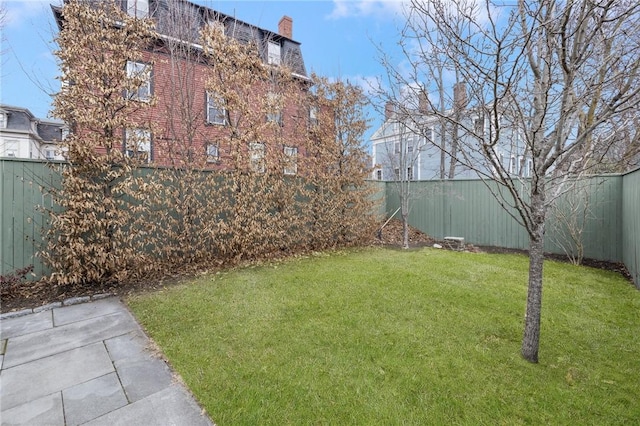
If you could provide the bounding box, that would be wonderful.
[1,0,409,143]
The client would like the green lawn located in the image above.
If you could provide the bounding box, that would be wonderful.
[127,248,640,425]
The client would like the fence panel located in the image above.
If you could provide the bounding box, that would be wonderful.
[1,159,61,279]
[622,168,640,289]
[384,176,625,263]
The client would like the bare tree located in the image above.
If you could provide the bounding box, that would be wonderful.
[382,0,640,362]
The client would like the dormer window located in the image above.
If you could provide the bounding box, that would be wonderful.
[127,0,149,18]
[268,40,281,65]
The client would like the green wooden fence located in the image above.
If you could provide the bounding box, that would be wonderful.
[383,170,639,288]
[1,158,638,288]
[1,159,62,280]
[622,168,640,288]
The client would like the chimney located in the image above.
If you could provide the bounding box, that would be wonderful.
[418,92,429,114]
[385,101,395,120]
[453,82,467,111]
[278,15,292,39]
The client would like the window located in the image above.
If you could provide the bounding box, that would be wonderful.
[206,92,226,125]
[268,40,281,65]
[125,129,151,162]
[309,106,318,127]
[526,158,533,178]
[394,142,400,154]
[474,116,484,135]
[45,149,55,160]
[206,143,219,163]
[0,113,6,129]
[394,168,400,180]
[407,167,414,180]
[284,146,298,175]
[376,169,382,181]
[249,142,265,173]
[508,156,516,174]
[266,93,282,126]
[126,61,152,101]
[2,140,18,157]
[127,0,149,18]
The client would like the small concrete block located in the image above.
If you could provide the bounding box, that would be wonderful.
[3,310,138,368]
[0,339,6,355]
[0,309,53,340]
[63,372,128,425]
[54,297,124,326]
[0,342,114,410]
[0,392,65,425]
[33,301,63,313]
[0,308,33,320]
[92,293,114,300]
[63,296,91,306]
[83,384,213,426]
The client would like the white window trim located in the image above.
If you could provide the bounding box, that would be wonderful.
[268,40,281,65]
[206,143,219,163]
[309,106,318,127]
[206,92,226,125]
[249,142,265,173]
[284,146,298,175]
[125,128,152,163]
[266,92,282,125]
[126,61,152,102]
[127,0,149,18]
[509,155,516,174]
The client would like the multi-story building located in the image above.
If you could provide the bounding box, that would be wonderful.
[0,105,66,161]
[51,0,312,171]
[371,94,532,181]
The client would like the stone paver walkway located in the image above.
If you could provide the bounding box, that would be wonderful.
[0,297,213,425]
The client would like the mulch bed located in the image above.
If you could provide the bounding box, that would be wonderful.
[1,219,632,314]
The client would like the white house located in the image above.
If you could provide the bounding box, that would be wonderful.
[0,105,66,161]
[370,97,532,181]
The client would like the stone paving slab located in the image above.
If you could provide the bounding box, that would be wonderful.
[83,384,212,426]
[3,310,137,368]
[0,341,114,411]
[62,372,128,426]
[53,297,124,326]
[0,392,65,425]
[104,331,174,403]
[0,309,53,340]
[0,297,213,425]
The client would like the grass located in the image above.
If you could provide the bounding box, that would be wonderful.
[127,247,640,425]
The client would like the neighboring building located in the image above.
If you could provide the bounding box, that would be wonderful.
[51,0,311,171]
[371,93,532,181]
[0,105,66,161]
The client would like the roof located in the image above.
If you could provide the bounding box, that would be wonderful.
[0,104,65,143]
[51,0,307,77]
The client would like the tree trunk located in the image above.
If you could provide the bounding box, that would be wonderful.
[402,211,409,249]
[522,196,546,363]
[401,178,410,249]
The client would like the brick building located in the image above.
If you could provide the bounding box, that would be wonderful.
[52,0,313,172]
